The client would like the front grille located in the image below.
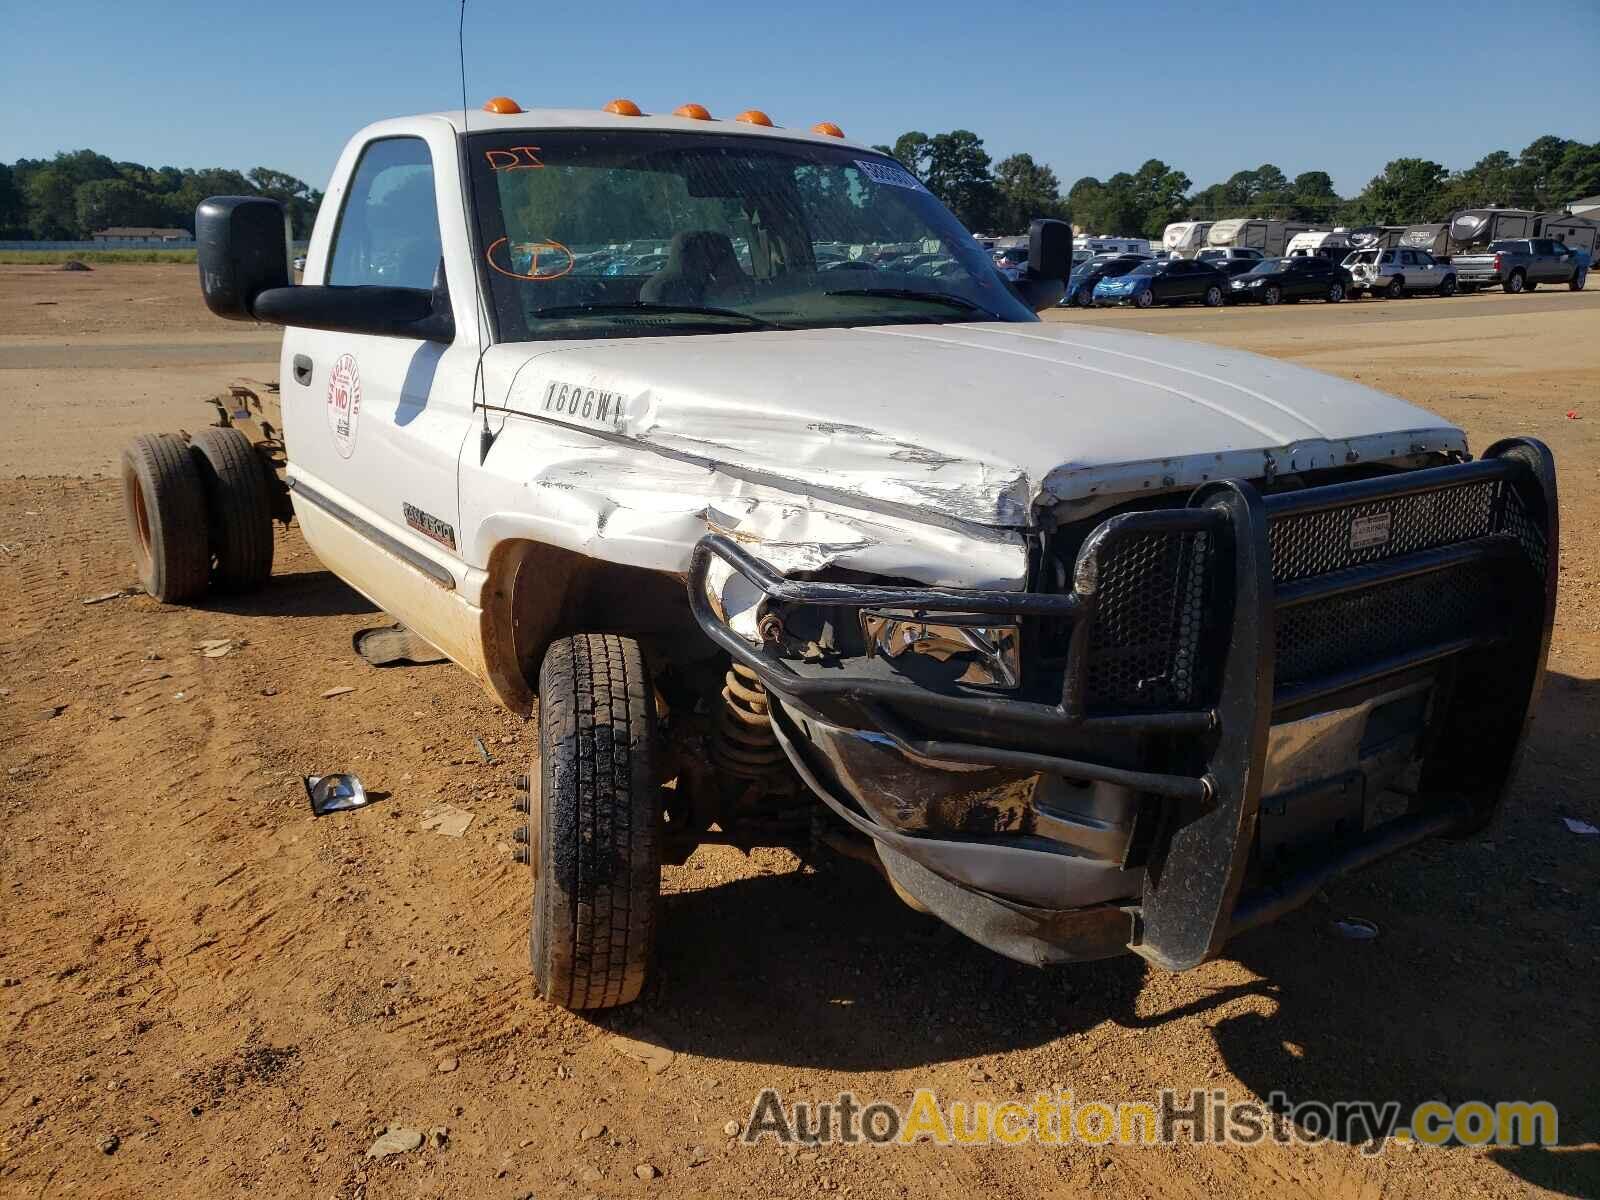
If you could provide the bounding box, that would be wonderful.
[1269,479,1497,582]
[1075,471,1545,714]
[1274,557,1503,687]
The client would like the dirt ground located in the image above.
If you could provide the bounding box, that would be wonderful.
[1,264,1597,1199]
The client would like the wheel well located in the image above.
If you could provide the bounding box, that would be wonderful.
[481,539,701,715]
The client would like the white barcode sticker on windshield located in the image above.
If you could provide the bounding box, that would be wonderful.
[856,159,927,192]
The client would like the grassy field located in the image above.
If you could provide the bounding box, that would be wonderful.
[0,248,197,264]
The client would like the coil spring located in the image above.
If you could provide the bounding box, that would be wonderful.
[711,662,787,779]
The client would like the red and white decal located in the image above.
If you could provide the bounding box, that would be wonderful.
[326,353,362,458]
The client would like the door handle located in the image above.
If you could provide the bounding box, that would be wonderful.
[292,354,313,386]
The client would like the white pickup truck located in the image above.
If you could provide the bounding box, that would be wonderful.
[124,99,1558,1009]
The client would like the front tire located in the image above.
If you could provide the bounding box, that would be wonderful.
[1134,288,1154,308]
[1204,285,1223,307]
[1075,287,1094,308]
[531,634,661,1010]
[1387,277,1405,299]
[120,433,210,603]
[1326,282,1344,303]
[1572,271,1587,292]
[189,427,274,592]
[1262,285,1282,305]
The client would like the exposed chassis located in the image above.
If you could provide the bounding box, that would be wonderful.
[689,439,1559,970]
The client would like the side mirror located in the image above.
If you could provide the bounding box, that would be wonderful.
[1010,218,1072,312]
[1028,218,1072,280]
[195,194,454,342]
[196,196,290,320]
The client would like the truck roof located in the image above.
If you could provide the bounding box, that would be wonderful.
[390,103,871,150]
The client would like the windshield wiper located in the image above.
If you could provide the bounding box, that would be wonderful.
[823,288,994,317]
[528,302,784,328]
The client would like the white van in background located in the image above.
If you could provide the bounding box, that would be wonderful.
[1162,221,1213,258]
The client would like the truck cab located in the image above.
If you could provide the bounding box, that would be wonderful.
[123,97,1558,1010]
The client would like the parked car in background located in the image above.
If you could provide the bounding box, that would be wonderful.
[1094,258,1227,308]
[1228,256,1350,304]
[1196,247,1265,267]
[1451,239,1583,293]
[1344,247,1456,298]
[1063,254,1146,307]
[994,243,1030,280]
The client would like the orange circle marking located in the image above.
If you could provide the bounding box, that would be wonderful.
[486,236,575,281]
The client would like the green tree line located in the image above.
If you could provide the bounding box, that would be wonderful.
[871,131,1600,236]
[0,150,322,240]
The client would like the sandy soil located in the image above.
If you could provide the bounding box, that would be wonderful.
[1,264,1596,1199]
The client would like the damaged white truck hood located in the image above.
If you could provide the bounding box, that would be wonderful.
[494,321,1464,529]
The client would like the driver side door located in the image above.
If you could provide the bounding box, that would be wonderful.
[283,133,481,601]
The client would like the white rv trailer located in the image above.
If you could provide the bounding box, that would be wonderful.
[1205,218,1312,258]
[1161,221,1212,258]
[1074,234,1152,258]
[1539,212,1599,258]
[1285,230,1355,261]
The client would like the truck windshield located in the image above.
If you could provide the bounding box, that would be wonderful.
[466,129,1033,341]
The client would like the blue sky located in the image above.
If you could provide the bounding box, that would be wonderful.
[3,0,1595,197]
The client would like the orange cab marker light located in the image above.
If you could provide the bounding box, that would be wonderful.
[812,121,845,137]
[483,96,524,114]
[735,109,774,127]
[674,103,713,120]
[603,98,643,116]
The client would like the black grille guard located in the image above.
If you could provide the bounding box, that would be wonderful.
[686,438,1559,969]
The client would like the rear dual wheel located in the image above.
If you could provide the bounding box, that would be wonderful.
[119,427,274,603]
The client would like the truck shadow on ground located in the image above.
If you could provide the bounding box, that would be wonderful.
[620,668,1597,1195]
[198,568,378,619]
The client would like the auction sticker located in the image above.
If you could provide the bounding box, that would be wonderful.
[326,353,362,458]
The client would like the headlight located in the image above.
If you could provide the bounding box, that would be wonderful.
[860,610,1021,690]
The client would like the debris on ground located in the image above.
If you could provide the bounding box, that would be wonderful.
[474,736,494,764]
[419,805,474,838]
[353,623,448,667]
[634,1163,661,1180]
[58,260,93,272]
[195,637,241,658]
[365,1127,423,1159]
[305,774,371,816]
[320,686,355,699]
[1562,816,1599,836]
[1331,918,1380,940]
[82,588,137,605]
[579,1122,606,1141]
[436,1056,459,1073]
[608,1032,675,1076]
[97,1134,119,1155]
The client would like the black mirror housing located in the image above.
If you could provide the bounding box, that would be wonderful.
[196,196,290,320]
[1008,218,1072,312]
[1028,218,1072,280]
